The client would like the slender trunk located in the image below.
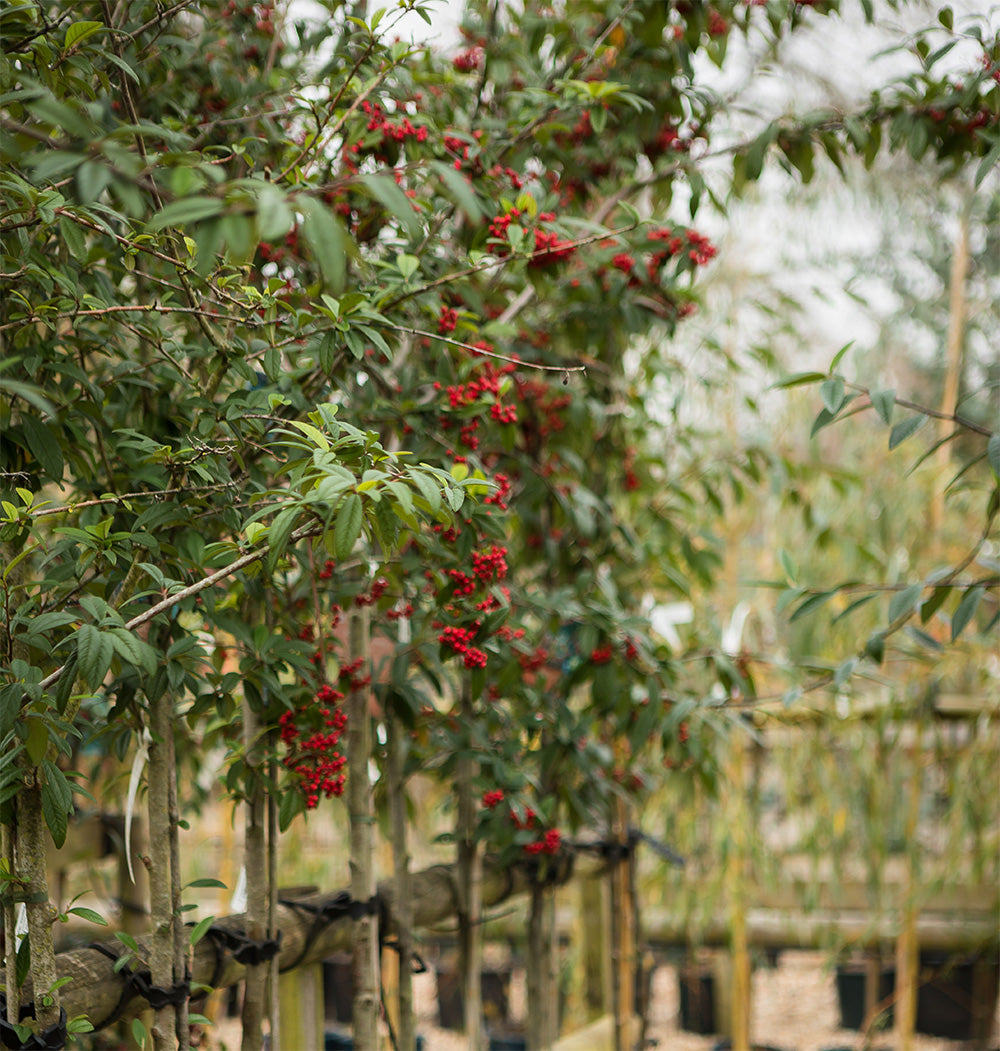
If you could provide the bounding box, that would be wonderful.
[609,795,635,1051]
[895,748,924,1051]
[167,723,190,1050]
[348,606,379,1050]
[456,685,482,1050]
[525,884,553,1051]
[930,204,969,535]
[726,730,751,1051]
[2,821,19,1024]
[148,693,177,1051]
[14,774,61,1029]
[268,752,281,1051]
[388,698,416,1050]
[241,700,269,1051]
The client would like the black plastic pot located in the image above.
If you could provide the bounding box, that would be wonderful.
[916,951,1000,1040]
[834,961,894,1030]
[436,965,512,1030]
[678,965,716,1034]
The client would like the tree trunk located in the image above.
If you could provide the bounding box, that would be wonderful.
[167,721,190,1050]
[147,693,177,1051]
[456,685,483,1050]
[387,696,416,1050]
[348,606,379,1051]
[241,700,269,1051]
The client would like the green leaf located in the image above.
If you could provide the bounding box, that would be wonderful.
[333,492,363,560]
[76,624,114,689]
[888,583,923,624]
[298,195,347,292]
[920,585,950,624]
[789,590,835,622]
[20,415,64,481]
[777,549,797,585]
[864,631,885,664]
[988,434,1000,478]
[66,906,108,926]
[819,376,845,415]
[267,505,299,574]
[186,878,228,889]
[255,183,294,241]
[41,775,69,848]
[888,413,927,450]
[432,160,483,220]
[359,172,422,239]
[65,20,103,49]
[106,627,158,677]
[870,388,895,426]
[951,585,983,642]
[408,470,442,515]
[147,195,223,231]
[188,914,215,947]
[771,371,827,390]
[278,788,304,832]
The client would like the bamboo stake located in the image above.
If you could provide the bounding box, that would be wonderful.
[894,746,923,1051]
[348,605,379,1051]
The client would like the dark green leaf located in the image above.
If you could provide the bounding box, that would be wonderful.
[951,585,983,642]
[41,776,69,848]
[298,195,347,292]
[789,590,835,622]
[888,414,927,450]
[333,492,363,560]
[359,172,422,239]
[988,434,1000,478]
[147,195,223,231]
[20,415,64,481]
[870,388,895,425]
[267,505,299,573]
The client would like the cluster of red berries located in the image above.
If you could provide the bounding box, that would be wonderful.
[279,683,347,809]
[438,624,488,669]
[362,100,429,146]
[471,544,508,583]
[707,9,729,36]
[452,46,484,72]
[438,306,459,333]
[590,645,615,665]
[355,578,388,607]
[524,828,561,856]
[482,788,505,808]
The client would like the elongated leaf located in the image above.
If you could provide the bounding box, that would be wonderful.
[77,624,113,689]
[65,20,103,49]
[920,584,951,624]
[789,590,835,622]
[988,434,1000,478]
[333,492,363,560]
[298,195,347,291]
[147,195,223,231]
[266,505,299,573]
[888,413,927,450]
[870,388,895,426]
[408,469,442,514]
[888,582,923,623]
[20,415,64,481]
[360,172,422,238]
[41,775,70,848]
[106,627,158,677]
[951,585,983,642]
[820,376,845,415]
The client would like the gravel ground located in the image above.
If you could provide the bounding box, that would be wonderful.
[207,949,998,1050]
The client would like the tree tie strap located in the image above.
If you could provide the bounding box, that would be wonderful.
[83,944,189,1030]
[277,891,379,973]
[201,925,283,975]
[0,999,67,1051]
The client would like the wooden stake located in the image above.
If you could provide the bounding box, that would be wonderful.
[456,684,483,1050]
